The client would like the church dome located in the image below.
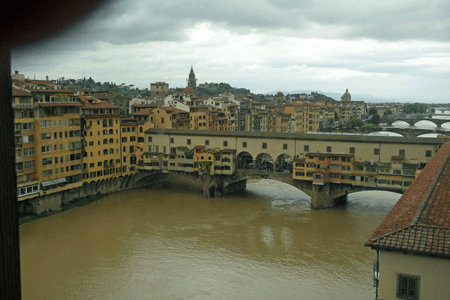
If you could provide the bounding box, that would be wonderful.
[341,88,351,101]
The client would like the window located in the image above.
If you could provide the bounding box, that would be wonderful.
[393,169,402,175]
[223,141,228,147]
[24,161,35,169]
[42,157,52,165]
[349,147,355,154]
[283,143,288,150]
[242,142,247,148]
[170,138,174,143]
[399,149,405,156]
[23,122,33,130]
[304,145,309,152]
[187,139,191,145]
[40,120,51,128]
[205,140,209,146]
[397,274,420,300]
[148,136,152,143]
[24,148,34,156]
[23,135,34,143]
[41,132,51,141]
[130,136,136,142]
[327,146,332,153]
[41,145,52,153]
[425,150,432,157]
[262,142,267,149]
[43,169,53,177]
[374,148,380,155]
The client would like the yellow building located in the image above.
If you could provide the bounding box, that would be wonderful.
[80,101,123,182]
[14,87,84,201]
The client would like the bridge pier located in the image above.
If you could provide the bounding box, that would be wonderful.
[310,182,350,209]
[202,175,247,198]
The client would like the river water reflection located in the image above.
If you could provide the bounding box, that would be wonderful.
[20,179,400,299]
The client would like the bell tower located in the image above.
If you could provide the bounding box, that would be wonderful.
[187,65,197,89]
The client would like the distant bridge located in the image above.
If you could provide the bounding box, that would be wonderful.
[384,118,450,128]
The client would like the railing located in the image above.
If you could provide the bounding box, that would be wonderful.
[14,130,22,135]
[15,156,23,162]
[15,143,22,149]
[12,103,38,109]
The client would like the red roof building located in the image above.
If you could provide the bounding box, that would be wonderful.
[365,141,450,300]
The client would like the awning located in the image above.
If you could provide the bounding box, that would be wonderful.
[41,177,67,187]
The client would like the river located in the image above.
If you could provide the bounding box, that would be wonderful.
[19,179,400,299]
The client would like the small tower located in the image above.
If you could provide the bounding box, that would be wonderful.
[187,65,197,89]
[276,92,284,106]
[341,88,351,102]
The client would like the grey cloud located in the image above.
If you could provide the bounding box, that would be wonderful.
[15,0,449,51]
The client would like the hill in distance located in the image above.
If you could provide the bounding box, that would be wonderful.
[265,90,393,103]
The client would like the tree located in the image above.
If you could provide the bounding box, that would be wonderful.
[348,117,363,128]
[370,114,381,125]
[368,107,378,115]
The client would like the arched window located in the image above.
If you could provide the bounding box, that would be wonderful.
[103,139,108,144]
[102,119,107,127]
[139,127,143,133]
[109,159,114,165]
[103,149,108,155]
[109,138,114,144]
[109,119,113,127]
[104,160,108,167]
[109,148,114,154]
[103,129,108,135]
[109,129,113,134]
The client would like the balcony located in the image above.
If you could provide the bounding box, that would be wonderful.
[14,130,22,135]
[15,143,22,149]
[15,156,23,162]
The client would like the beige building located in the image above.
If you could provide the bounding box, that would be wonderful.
[150,82,169,99]
[365,141,450,300]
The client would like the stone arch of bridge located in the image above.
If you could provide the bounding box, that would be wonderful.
[275,154,293,173]
[255,153,274,171]
[237,151,254,170]
[412,120,438,128]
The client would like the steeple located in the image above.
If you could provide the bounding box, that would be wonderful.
[187,65,197,89]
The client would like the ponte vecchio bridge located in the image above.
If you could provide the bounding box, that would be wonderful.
[144,129,449,209]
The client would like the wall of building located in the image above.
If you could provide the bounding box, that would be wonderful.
[378,250,450,300]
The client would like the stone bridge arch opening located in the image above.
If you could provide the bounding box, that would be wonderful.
[255,153,274,171]
[275,154,293,173]
[414,120,437,128]
[345,190,402,208]
[237,151,254,170]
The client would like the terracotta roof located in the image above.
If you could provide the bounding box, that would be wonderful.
[132,108,153,116]
[12,89,32,97]
[365,141,450,258]
[82,102,120,109]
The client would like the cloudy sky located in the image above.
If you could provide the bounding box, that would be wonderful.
[11,0,450,102]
